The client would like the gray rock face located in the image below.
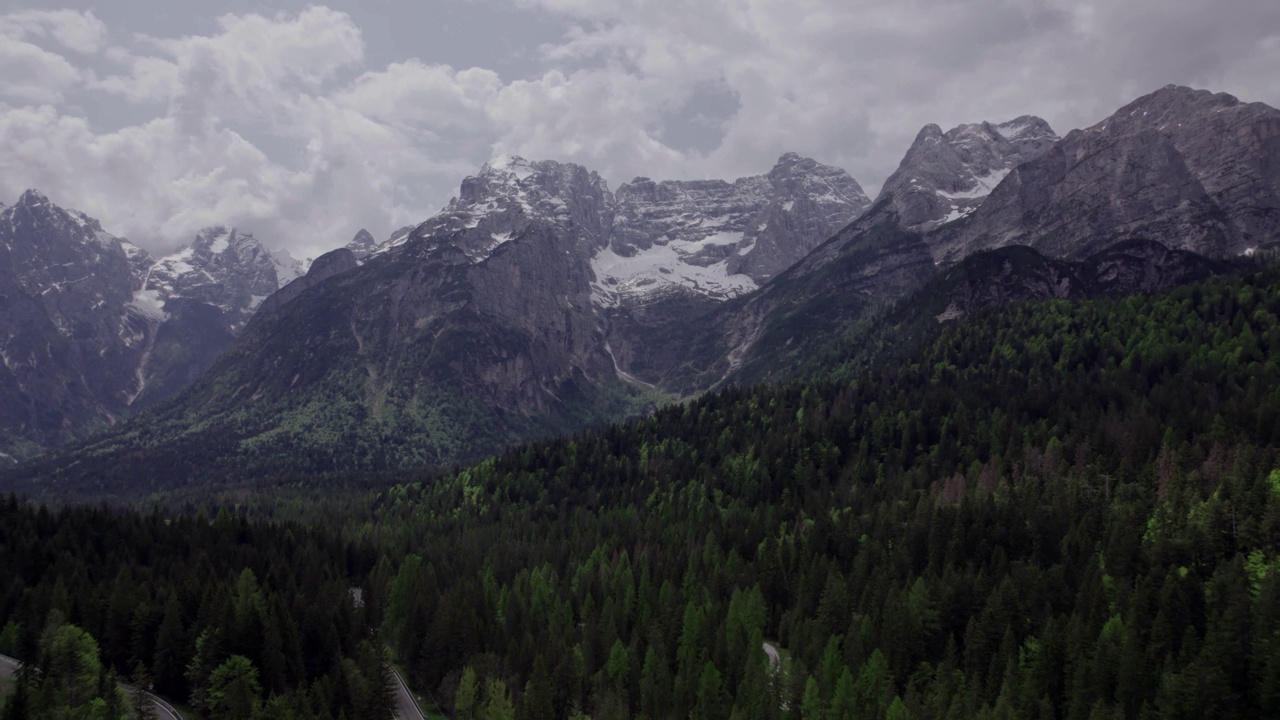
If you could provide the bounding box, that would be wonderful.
[878,116,1058,232]
[307,157,620,416]
[257,247,359,316]
[726,153,873,280]
[931,85,1280,263]
[600,154,869,304]
[0,191,153,453]
[386,156,614,264]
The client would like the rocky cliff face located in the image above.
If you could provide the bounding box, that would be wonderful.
[930,86,1280,263]
[258,247,359,316]
[0,190,150,453]
[596,154,869,305]
[207,157,624,421]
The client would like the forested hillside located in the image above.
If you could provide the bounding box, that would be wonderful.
[4,268,1278,719]
[0,502,388,719]
[342,269,1280,719]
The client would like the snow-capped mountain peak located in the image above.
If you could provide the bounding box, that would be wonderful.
[143,226,285,328]
[368,154,871,307]
[481,154,539,182]
[375,158,613,263]
[878,115,1059,232]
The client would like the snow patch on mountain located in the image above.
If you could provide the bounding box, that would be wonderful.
[937,168,1011,201]
[590,242,758,308]
[271,249,305,284]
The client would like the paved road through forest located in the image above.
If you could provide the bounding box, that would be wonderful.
[390,664,426,720]
[0,653,183,720]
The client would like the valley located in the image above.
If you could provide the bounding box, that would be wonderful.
[1,82,1278,720]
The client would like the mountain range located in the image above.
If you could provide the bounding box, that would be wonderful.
[2,84,1278,491]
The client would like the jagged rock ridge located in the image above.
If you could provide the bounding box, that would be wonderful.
[370,154,871,308]
[930,85,1280,263]
[878,116,1058,232]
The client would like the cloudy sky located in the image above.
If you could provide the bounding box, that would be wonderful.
[1,0,1278,259]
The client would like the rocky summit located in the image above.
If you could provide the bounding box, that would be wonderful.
[877,116,1058,232]
[140,225,302,332]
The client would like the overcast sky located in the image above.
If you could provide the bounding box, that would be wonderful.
[1,0,1278,260]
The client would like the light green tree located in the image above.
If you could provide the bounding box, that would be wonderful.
[456,666,479,720]
[206,655,262,720]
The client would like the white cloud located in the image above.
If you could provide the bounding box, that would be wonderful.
[87,49,180,104]
[1,1,1278,263]
[0,39,83,104]
[153,6,365,134]
[508,0,1280,194]
[0,9,108,54]
[335,61,501,134]
[0,7,425,259]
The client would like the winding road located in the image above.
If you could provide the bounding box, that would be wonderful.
[0,652,183,720]
[390,664,426,720]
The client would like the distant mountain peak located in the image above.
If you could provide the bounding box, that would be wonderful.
[877,114,1059,232]
[994,115,1055,141]
[145,225,286,329]
[345,228,378,260]
[481,154,538,180]
[601,156,870,303]
[17,188,50,207]
[376,157,611,263]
